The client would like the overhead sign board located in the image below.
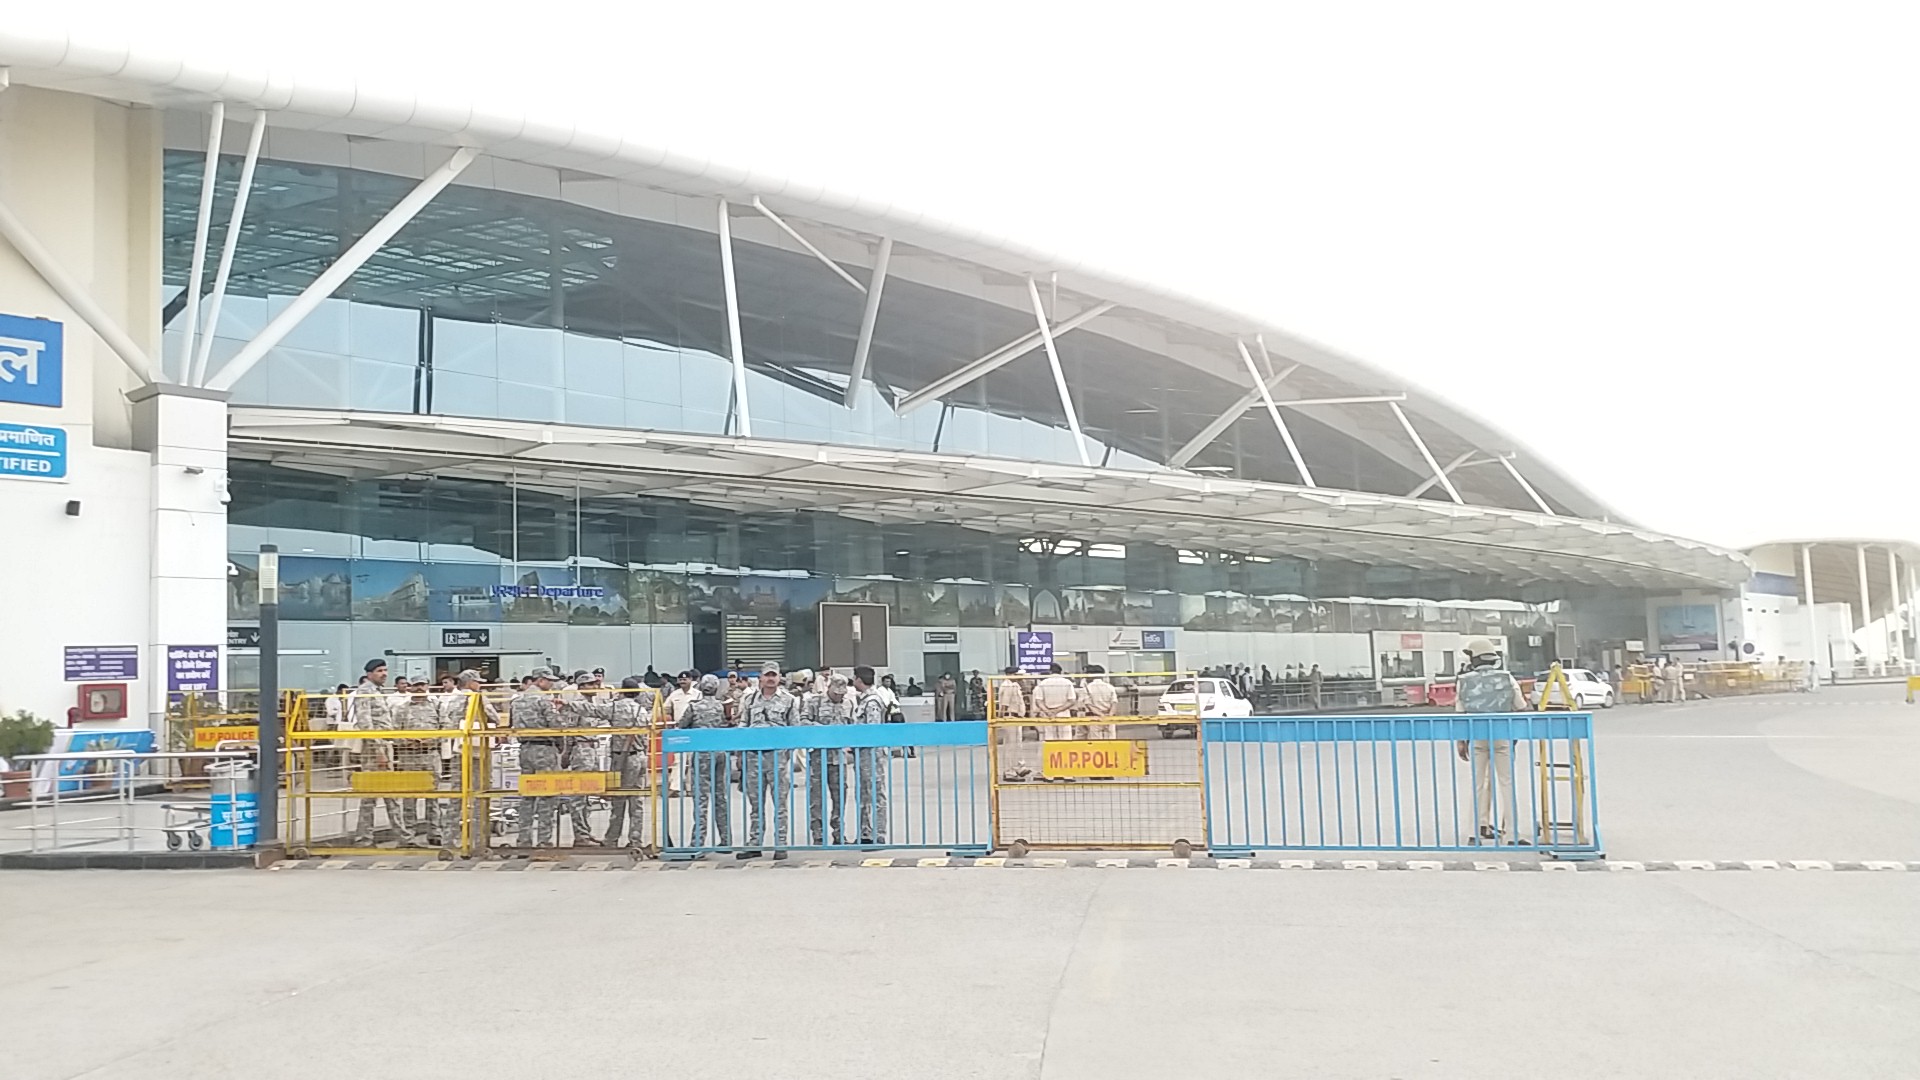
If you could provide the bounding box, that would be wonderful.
[441,628,491,648]
[64,646,139,682]
[0,422,67,480]
[923,631,959,646]
[1015,631,1054,674]
[0,313,62,408]
[227,626,262,649]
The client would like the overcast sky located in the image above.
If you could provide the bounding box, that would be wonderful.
[42,2,1920,548]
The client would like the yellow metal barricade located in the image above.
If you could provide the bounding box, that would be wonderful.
[986,671,1203,854]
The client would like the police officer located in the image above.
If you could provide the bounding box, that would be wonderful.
[677,674,732,850]
[850,665,889,847]
[601,677,659,849]
[350,659,423,847]
[557,671,604,846]
[511,668,565,848]
[803,673,855,846]
[739,662,799,858]
[397,679,443,846]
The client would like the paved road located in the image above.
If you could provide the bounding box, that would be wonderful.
[3,863,1916,1079]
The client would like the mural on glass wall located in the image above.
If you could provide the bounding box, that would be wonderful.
[426,563,502,622]
[351,560,428,621]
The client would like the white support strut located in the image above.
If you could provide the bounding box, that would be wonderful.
[208,146,479,392]
[175,101,225,383]
[750,196,866,294]
[1236,337,1315,487]
[0,198,159,384]
[844,236,893,407]
[896,302,1115,413]
[189,109,267,387]
[1167,362,1300,469]
[1498,454,1556,516]
[1389,400,1463,504]
[1027,276,1090,467]
[718,197,752,438]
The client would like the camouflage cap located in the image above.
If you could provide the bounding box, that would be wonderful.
[455,669,483,684]
[529,667,556,681]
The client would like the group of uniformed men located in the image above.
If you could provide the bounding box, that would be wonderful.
[339,658,899,857]
[988,663,1121,781]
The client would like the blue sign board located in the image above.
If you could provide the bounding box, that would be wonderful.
[167,645,222,693]
[1140,630,1170,650]
[0,422,66,480]
[65,645,140,682]
[0,313,63,408]
[1016,631,1055,674]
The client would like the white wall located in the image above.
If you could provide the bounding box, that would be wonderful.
[0,88,162,731]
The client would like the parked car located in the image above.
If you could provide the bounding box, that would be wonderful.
[1533,668,1615,709]
[1157,677,1253,737]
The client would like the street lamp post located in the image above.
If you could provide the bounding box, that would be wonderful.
[257,544,281,847]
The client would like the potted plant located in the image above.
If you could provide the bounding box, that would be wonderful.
[0,710,57,799]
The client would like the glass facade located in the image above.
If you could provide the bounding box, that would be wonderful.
[161,151,1439,493]
[228,460,1566,687]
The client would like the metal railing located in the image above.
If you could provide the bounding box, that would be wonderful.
[6,749,255,854]
[1202,713,1602,858]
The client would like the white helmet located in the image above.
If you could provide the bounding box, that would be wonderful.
[1462,637,1502,660]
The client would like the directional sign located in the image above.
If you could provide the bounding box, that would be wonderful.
[1016,631,1054,674]
[0,422,66,480]
[0,313,62,408]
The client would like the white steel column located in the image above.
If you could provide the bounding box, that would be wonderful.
[1027,276,1090,467]
[174,101,225,383]
[1389,401,1462,504]
[0,199,159,384]
[189,109,266,387]
[207,146,478,392]
[896,303,1114,413]
[1498,454,1556,516]
[1406,450,1477,498]
[843,236,893,407]
[1802,543,1819,671]
[1888,547,1904,665]
[1235,338,1314,486]
[1857,543,1874,671]
[717,198,752,437]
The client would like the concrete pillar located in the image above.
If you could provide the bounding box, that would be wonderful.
[1857,544,1873,673]
[0,86,165,728]
[130,385,230,727]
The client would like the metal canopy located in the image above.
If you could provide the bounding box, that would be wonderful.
[226,407,1751,591]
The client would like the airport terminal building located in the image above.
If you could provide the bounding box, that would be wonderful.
[0,35,1759,730]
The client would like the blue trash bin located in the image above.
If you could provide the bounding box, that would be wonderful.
[208,761,258,848]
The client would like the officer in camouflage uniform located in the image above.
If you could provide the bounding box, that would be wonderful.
[557,671,604,846]
[677,674,732,850]
[739,663,800,858]
[850,665,890,847]
[802,673,855,846]
[600,677,658,848]
[350,660,423,847]
[396,682,444,846]
[511,669,565,848]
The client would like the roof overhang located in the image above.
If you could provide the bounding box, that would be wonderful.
[226,407,1751,592]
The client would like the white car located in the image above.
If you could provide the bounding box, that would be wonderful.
[1533,668,1615,709]
[1157,677,1253,737]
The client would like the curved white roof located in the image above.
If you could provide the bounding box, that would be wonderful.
[0,28,1754,589]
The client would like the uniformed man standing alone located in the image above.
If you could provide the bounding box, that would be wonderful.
[739,663,799,858]
[677,674,732,850]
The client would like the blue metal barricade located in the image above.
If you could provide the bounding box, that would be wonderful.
[1203,713,1602,858]
[657,721,991,859]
